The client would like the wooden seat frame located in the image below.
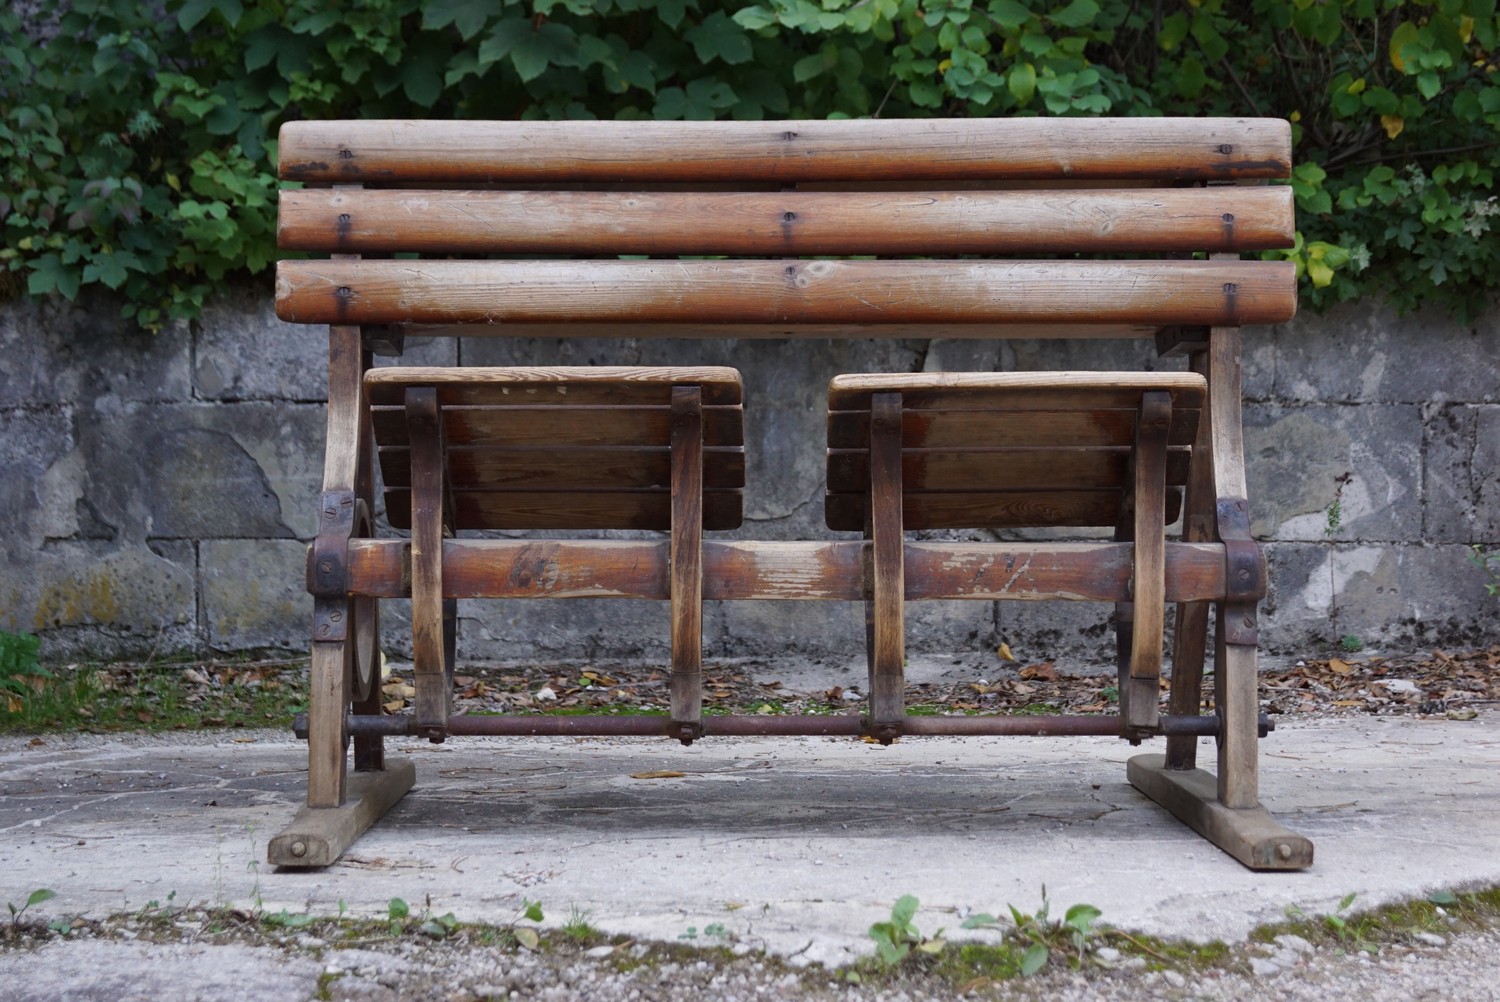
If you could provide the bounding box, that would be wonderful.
[267,117,1312,872]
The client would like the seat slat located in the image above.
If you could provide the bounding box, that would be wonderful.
[278,259,1296,328]
[376,446,745,490]
[278,118,1290,184]
[371,405,744,448]
[364,366,743,407]
[827,408,1201,449]
[278,187,1294,255]
[825,447,1193,493]
[828,372,1208,411]
[824,489,1183,532]
[384,489,742,531]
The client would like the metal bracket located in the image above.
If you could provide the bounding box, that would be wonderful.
[1216,497,1264,646]
[307,490,358,598]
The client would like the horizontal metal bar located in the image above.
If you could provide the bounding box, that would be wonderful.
[294,711,1272,740]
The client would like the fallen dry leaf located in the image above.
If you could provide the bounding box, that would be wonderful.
[997,642,1016,662]
[1019,662,1057,681]
[630,770,686,780]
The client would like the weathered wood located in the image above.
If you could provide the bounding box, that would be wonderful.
[825,488,1182,532]
[405,387,449,734]
[1127,755,1312,870]
[278,118,1291,183]
[828,407,1202,450]
[826,447,1192,493]
[375,445,745,491]
[269,759,416,868]
[383,487,744,532]
[342,538,1233,604]
[670,386,704,734]
[279,187,1295,254]
[868,393,905,731]
[365,366,743,406]
[372,404,744,449]
[1125,391,1172,731]
[276,259,1298,328]
[828,371,1209,412]
[402,321,1167,340]
[306,640,348,809]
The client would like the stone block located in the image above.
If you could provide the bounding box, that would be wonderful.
[1259,542,1333,654]
[1272,299,1500,404]
[195,289,326,401]
[1244,403,1422,542]
[201,539,310,652]
[1422,404,1481,543]
[1,409,76,548]
[1474,407,1500,540]
[8,540,197,660]
[1330,544,1500,650]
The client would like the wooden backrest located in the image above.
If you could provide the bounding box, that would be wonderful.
[274,118,1296,340]
[365,367,744,531]
[825,373,1207,531]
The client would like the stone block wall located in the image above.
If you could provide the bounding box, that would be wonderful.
[2,288,1495,668]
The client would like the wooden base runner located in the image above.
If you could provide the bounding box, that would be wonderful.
[268,759,416,868]
[1127,754,1313,871]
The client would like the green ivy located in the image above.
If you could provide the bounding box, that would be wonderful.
[2,0,1498,328]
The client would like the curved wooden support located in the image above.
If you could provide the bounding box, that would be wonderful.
[406,386,451,739]
[1124,391,1172,731]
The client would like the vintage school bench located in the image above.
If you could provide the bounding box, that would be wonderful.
[267,117,1313,871]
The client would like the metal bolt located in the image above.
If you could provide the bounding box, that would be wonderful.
[1242,616,1255,629]
[1276,842,1292,861]
[290,840,307,858]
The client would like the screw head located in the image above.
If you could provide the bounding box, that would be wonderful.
[290,840,307,858]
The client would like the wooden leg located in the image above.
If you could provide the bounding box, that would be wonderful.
[406,386,450,739]
[670,386,704,741]
[1125,391,1171,731]
[867,392,905,739]
[269,758,416,867]
[306,639,348,809]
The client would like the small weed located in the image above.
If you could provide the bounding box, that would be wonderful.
[1339,634,1364,653]
[962,887,1104,975]
[868,894,946,966]
[1468,545,1500,597]
[1325,472,1352,536]
[7,888,56,932]
[563,906,600,943]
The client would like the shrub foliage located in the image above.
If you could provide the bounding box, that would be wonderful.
[2,0,1497,328]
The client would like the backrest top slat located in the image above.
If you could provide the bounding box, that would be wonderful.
[279,118,1291,184]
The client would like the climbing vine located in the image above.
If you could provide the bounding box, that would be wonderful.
[2,0,1497,328]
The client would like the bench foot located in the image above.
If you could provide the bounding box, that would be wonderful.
[1127,754,1312,871]
[268,758,415,868]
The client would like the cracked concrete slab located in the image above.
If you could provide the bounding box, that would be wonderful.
[3,715,1498,970]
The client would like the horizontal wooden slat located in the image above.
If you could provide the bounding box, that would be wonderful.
[824,488,1182,532]
[364,365,742,406]
[278,118,1291,183]
[827,408,1201,449]
[828,371,1208,411]
[277,259,1296,327]
[401,322,1168,340]
[375,445,745,490]
[372,405,745,448]
[344,538,1229,603]
[278,187,1294,254]
[383,489,742,531]
[825,447,1192,493]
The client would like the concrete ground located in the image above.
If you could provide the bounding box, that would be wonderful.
[3,712,1498,972]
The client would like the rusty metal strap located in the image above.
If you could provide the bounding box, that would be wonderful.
[1216,496,1263,646]
[307,489,358,598]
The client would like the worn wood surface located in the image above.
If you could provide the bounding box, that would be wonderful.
[1128,755,1313,870]
[868,393,905,729]
[279,187,1294,254]
[1125,391,1172,731]
[405,387,449,732]
[278,118,1291,183]
[343,538,1232,604]
[276,259,1297,328]
[827,407,1202,450]
[400,321,1168,341]
[670,387,704,731]
[375,446,745,491]
[372,404,744,449]
[826,446,1192,493]
[825,488,1183,532]
[383,488,743,532]
[269,759,416,868]
[365,366,743,406]
[828,371,1209,411]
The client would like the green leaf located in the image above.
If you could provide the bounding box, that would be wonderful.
[686,11,754,65]
[424,0,491,40]
[1417,71,1441,99]
[1158,13,1189,51]
[523,901,544,922]
[27,255,80,300]
[891,894,919,926]
[1050,0,1101,30]
[1008,62,1036,104]
[990,0,1034,30]
[1175,56,1206,98]
[793,53,827,82]
[26,889,57,908]
[514,926,540,950]
[1020,943,1049,975]
[388,898,409,920]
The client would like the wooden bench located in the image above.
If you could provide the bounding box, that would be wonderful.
[267,117,1312,872]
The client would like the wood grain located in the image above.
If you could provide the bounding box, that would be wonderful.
[827,407,1202,450]
[405,387,449,732]
[670,386,704,730]
[279,186,1294,254]
[365,366,743,406]
[277,259,1297,328]
[371,404,744,449]
[826,447,1192,493]
[825,488,1183,532]
[383,487,744,532]
[868,393,906,728]
[278,118,1291,183]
